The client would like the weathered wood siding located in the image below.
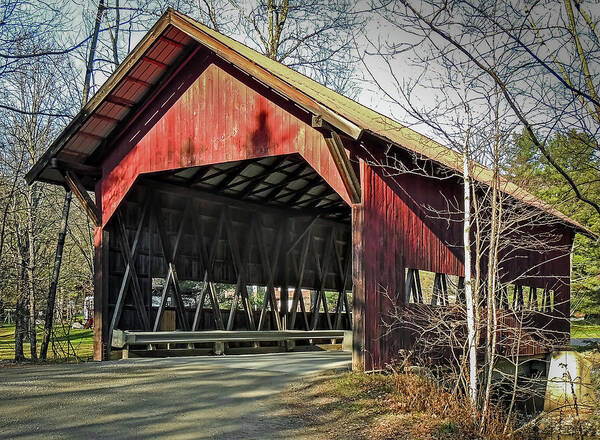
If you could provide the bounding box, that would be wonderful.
[89,47,574,368]
[354,151,574,371]
[97,54,350,225]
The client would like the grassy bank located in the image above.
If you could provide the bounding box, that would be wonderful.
[0,324,94,362]
[572,319,600,339]
[287,365,600,440]
[286,371,514,440]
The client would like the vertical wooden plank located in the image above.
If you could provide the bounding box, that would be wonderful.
[195,67,205,164]
[223,67,232,162]
[296,114,306,158]
[93,226,109,361]
[180,83,191,168]
[352,159,365,371]
[172,86,181,169]
[214,65,224,162]
[206,63,216,163]
[230,70,240,156]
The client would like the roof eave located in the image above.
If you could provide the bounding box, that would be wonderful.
[26,8,592,241]
[26,10,175,185]
[362,130,597,239]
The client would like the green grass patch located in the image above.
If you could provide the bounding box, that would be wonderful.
[572,319,600,339]
[0,324,94,362]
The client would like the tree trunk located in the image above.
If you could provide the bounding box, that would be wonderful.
[112,0,120,66]
[27,269,37,360]
[40,191,72,360]
[26,186,37,360]
[14,252,27,361]
[463,133,477,406]
[82,0,105,104]
[481,89,502,423]
[14,298,26,362]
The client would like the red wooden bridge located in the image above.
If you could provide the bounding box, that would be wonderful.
[27,9,590,370]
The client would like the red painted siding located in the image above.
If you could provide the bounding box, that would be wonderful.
[363,160,464,279]
[358,159,464,370]
[357,155,573,370]
[98,55,350,225]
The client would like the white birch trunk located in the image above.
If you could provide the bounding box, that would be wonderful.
[463,143,477,405]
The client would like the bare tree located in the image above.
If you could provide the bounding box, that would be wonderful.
[360,4,581,431]
[368,0,600,216]
[0,57,67,361]
[184,0,365,96]
[462,114,477,405]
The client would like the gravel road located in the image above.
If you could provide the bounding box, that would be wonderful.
[0,351,351,439]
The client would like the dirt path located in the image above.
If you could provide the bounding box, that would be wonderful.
[0,351,350,439]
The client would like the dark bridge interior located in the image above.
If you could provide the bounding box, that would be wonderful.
[107,155,352,340]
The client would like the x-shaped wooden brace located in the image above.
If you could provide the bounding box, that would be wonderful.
[528,286,538,311]
[108,197,152,344]
[191,208,225,331]
[289,220,314,331]
[152,201,191,331]
[333,239,352,330]
[224,207,256,331]
[310,228,335,330]
[405,269,423,303]
[432,273,448,306]
[513,285,524,310]
[541,287,552,312]
[256,217,283,331]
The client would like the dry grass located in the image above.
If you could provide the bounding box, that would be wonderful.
[286,371,518,440]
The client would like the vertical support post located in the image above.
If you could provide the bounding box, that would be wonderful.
[280,218,289,330]
[93,225,109,361]
[214,341,224,355]
[414,270,423,303]
[352,159,365,371]
[554,276,570,343]
[514,285,524,310]
[457,276,465,303]
[529,286,538,310]
[441,273,448,305]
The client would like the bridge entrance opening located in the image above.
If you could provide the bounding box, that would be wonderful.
[105,154,352,356]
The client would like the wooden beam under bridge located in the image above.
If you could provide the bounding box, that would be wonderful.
[140,178,350,226]
[112,329,348,348]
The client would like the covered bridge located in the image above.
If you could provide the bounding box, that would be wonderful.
[27,9,588,371]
